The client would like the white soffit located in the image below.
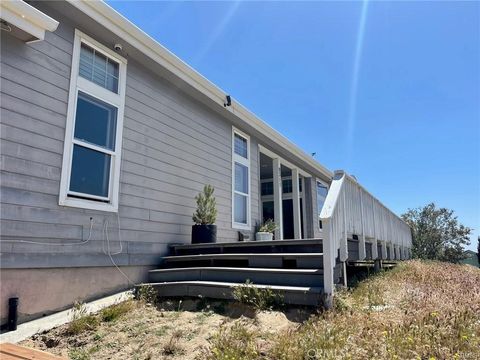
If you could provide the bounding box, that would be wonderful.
[0,0,59,43]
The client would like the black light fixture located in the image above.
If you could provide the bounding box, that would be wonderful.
[224,95,232,107]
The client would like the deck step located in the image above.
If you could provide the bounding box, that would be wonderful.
[162,252,323,269]
[170,239,323,256]
[142,280,323,306]
[149,267,324,287]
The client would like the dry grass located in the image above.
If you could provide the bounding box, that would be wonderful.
[211,261,480,360]
[20,261,480,360]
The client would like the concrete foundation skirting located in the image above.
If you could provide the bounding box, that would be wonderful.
[0,290,133,344]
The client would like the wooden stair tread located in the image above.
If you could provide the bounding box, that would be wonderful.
[170,238,323,250]
[150,267,323,274]
[145,280,323,293]
[163,252,323,260]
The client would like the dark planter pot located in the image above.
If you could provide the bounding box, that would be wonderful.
[191,224,217,244]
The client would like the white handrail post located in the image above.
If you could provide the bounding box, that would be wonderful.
[322,218,335,309]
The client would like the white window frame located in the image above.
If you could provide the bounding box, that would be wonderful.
[232,127,251,230]
[260,175,306,238]
[59,29,127,212]
[316,179,329,231]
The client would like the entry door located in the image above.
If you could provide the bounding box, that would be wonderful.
[282,199,294,239]
[262,201,275,223]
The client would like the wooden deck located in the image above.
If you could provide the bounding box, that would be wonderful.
[0,343,65,359]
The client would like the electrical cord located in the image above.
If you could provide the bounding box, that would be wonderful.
[102,220,122,256]
[102,213,138,286]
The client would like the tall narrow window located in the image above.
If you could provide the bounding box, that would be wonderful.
[317,181,328,229]
[232,129,250,229]
[59,30,127,212]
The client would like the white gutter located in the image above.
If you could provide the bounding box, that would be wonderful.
[67,0,333,180]
[0,0,59,42]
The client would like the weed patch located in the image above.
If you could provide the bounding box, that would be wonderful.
[163,329,184,356]
[136,284,157,304]
[233,280,284,311]
[69,348,90,360]
[205,321,260,360]
[66,302,99,335]
[100,300,134,322]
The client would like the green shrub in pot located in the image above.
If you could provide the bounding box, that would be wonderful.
[255,219,277,241]
[192,185,218,243]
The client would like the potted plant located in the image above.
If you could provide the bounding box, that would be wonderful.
[192,185,218,244]
[255,219,277,241]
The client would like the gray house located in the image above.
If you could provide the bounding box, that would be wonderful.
[0,0,412,324]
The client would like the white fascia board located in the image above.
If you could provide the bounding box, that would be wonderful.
[67,0,333,181]
[1,0,59,41]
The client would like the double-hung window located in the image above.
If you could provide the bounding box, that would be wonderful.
[59,30,127,212]
[232,128,250,229]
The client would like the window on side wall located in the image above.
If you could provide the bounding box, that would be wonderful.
[316,180,328,229]
[59,30,127,212]
[232,129,250,229]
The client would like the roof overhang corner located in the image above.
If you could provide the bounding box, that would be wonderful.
[0,0,59,43]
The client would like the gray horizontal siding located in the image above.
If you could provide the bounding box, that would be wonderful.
[1,139,63,167]
[0,253,163,268]
[0,4,260,269]
[1,93,68,129]
[3,33,71,78]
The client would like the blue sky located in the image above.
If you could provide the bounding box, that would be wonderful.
[108,1,479,250]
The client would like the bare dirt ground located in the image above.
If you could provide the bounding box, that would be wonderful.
[20,298,312,360]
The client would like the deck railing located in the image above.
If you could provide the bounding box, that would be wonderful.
[320,170,412,307]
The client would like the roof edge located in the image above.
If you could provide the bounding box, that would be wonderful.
[1,0,59,41]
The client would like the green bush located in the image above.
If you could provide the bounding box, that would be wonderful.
[232,280,284,311]
[136,284,157,304]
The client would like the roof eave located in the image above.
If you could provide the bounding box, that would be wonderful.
[1,0,59,42]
